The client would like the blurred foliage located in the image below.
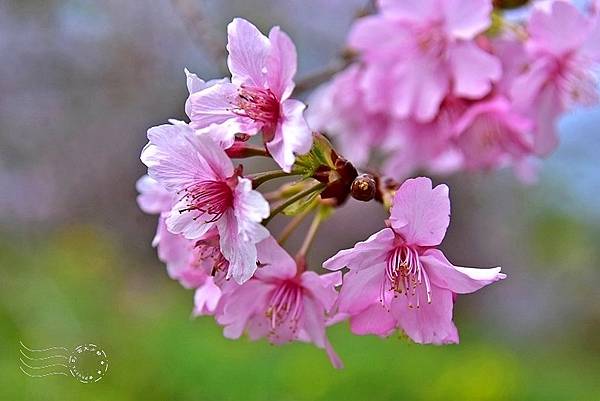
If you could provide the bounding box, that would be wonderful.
[1,226,598,401]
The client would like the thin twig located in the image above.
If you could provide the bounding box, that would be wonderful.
[277,208,313,245]
[263,182,325,225]
[296,206,326,263]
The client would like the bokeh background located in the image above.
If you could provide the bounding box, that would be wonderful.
[1,1,599,400]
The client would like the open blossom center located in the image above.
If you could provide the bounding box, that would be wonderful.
[266,280,304,332]
[233,86,280,135]
[195,236,229,276]
[178,180,234,222]
[383,244,432,308]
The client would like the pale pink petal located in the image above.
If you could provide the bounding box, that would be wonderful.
[301,296,327,348]
[246,315,271,340]
[323,228,395,271]
[348,16,408,55]
[218,280,273,339]
[450,41,501,99]
[391,284,459,344]
[337,264,385,315]
[136,175,172,214]
[267,26,297,100]
[232,177,270,240]
[379,0,438,23]
[325,340,344,369]
[217,211,261,284]
[193,277,222,316]
[185,68,207,95]
[421,249,505,294]
[391,56,449,122]
[227,18,270,88]
[166,200,217,240]
[581,20,600,61]
[532,85,562,156]
[188,82,243,128]
[301,271,341,312]
[184,68,229,117]
[255,236,297,280]
[349,303,396,337]
[155,217,190,263]
[266,99,312,172]
[390,177,450,247]
[442,0,492,39]
[302,296,343,368]
[528,1,590,56]
[142,121,234,191]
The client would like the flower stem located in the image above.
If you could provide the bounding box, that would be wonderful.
[251,170,299,189]
[263,182,325,225]
[225,143,270,159]
[277,208,313,245]
[295,207,326,271]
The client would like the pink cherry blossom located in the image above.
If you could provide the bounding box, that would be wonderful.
[216,236,343,368]
[451,96,534,171]
[512,0,600,155]
[136,175,224,313]
[349,0,501,122]
[187,18,312,172]
[381,97,468,178]
[307,64,393,166]
[140,120,270,284]
[324,177,505,344]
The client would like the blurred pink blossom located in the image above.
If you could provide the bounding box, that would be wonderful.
[349,0,501,122]
[512,0,600,154]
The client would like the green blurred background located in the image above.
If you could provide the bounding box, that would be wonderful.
[1,1,599,400]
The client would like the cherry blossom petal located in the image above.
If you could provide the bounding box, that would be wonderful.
[391,56,449,122]
[142,121,234,191]
[349,303,396,337]
[450,41,501,99]
[528,1,590,56]
[255,236,297,280]
[337,264,386,315]
[442,0,492,40]
[188,83,243,128]
[227,18,270,88]
[136,175,172,214]
[421,249,505,294]
[323,228,395,271]
[301,271,341,312]
[166,200,217,240]
[193,277,222,316]
[302,297,343,368]
[218,280,273,339]
[217,210,263,284]
[391,284,459,344]
[390,177,450,247]
[266,98,312,172]
[267,26,297,100]
[379,0,438,23]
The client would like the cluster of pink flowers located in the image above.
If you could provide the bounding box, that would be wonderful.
[136,16,510,368]
[308,0,600,180]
